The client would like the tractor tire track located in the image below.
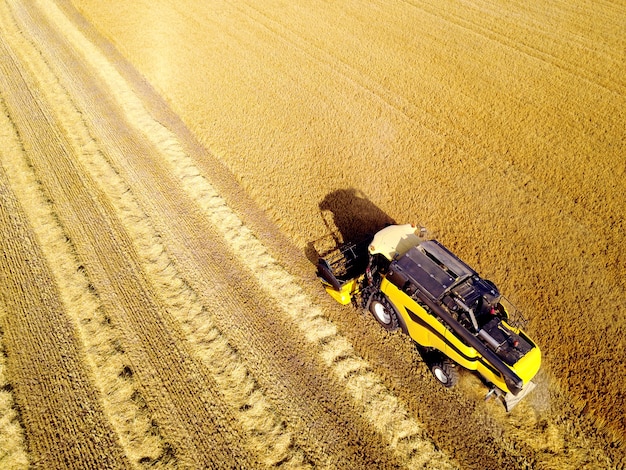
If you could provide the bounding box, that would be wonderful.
[229,0,625,275]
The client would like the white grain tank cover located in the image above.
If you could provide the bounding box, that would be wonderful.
[368,224,422,261]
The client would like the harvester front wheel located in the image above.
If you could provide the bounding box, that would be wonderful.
[368,293,399,332]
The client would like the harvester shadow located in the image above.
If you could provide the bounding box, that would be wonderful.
[305,188,395,265]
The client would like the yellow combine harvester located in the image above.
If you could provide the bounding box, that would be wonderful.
[316,224,541,411]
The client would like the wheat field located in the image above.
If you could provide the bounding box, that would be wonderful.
[0,0,624,468]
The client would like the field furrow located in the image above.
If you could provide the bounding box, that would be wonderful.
[0,15,256,468]
[0,308,28,470]
[0,162,130,468]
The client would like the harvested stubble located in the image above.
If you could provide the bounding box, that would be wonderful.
[0,164,131,468]
[1,0,624,468]
[0,307,28,470]
[0,16,171,466]
[1,0,453,467]
[0,3,255,466]
[44,1,445,464]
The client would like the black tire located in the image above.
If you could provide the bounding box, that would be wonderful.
[430,358,459,388]
[368,293,399,332]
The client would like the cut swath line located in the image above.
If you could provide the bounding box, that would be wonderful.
[66,128,308,468]
[0,305,29,470]
[0,79,168,470]
[8,2,304,465]
[31,0,455,467]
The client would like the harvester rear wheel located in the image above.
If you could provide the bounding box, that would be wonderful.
[430,357,459,388]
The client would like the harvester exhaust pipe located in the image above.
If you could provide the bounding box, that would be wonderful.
[478,329,503,351]
[454,297,505,353]
[453,297,479,332]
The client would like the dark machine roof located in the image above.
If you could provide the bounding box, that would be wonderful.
[389,240,476,301]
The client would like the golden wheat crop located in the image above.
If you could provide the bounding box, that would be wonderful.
[0,0,623,468]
